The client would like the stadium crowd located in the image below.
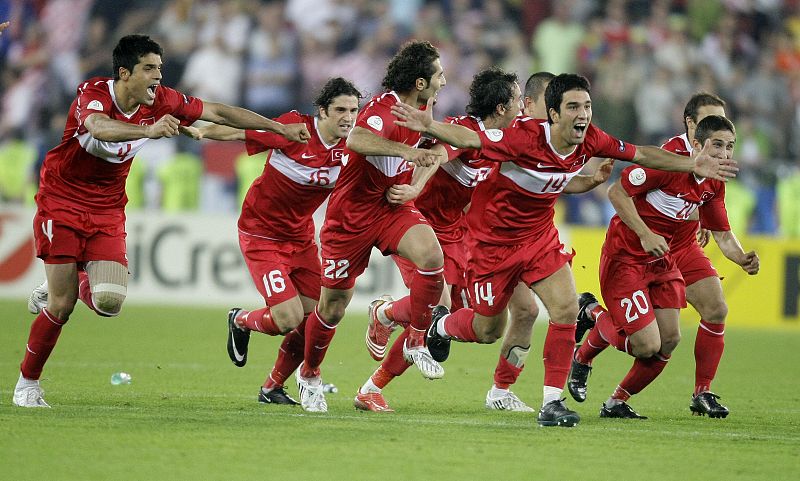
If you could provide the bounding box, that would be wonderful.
[0,0,799,237]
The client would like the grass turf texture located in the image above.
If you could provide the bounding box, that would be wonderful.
[1,299,798,480]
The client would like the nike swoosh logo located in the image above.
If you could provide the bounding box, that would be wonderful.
[302,153,316,159]
[676,193,689,198]
[229,328,245,362]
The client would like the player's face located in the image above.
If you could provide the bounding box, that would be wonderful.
[687,105,726,134]
[499,82,523,128]
[419,58,446,104]
[551,89,592,146]
[126,53,163,107]
[319,95,360,140]
[694,130,736,159]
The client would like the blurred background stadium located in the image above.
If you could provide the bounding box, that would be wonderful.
[0,0,798,327]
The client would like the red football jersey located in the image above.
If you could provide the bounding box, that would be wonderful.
[238,111,345,242]
[603,164,729,261]
[324,91,423,233]
[37,77,203,211]
[465,119,637,245]
[415,115,493,244]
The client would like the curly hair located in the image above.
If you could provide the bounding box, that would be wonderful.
[544,73,591,124]
[112,34,163,79]
[382,40,440,92]
[465,68,518,119]
[314,77,363,111]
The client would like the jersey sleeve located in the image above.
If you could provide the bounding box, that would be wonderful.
[475,124,526,163]
[244,111,299,155]
[438,117,477,160]
[619,165,673,197]
[75,81,114,126]
[161,86,204,125]
[356,100,397,139]
[586,124,637,162]
[699,182,731,231]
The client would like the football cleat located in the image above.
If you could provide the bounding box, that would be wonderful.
[537,398,580,427]
[226,308,251,367]
[12,384,50,408]
[403,337,444,380]
[690,391,729,418]
[365,295,397,361]
[425,305,451,362]
[27,281,48,315]
[485,389,535,412]
[296,367,328,413]
[354,391,395,413]
[258,386,299,406]
[567,354,592,403]
[600,401,647,419]
[575,292,599,343]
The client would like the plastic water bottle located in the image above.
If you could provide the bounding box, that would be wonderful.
[110,372,132,385]
[322,381,338,394]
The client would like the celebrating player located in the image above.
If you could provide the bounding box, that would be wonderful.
[391,73,737,427]
[293,41,446,413]
[195,78,361,405]
[13,34,310,408]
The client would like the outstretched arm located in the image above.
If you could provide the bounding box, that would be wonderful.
[633,142,738,182]
[608,181,669,257]
[347,126,439,167]
[197,124,246,141]
[385,144,446,205]
[390,97,482,149]
[85,113,180,141]
[563,158,614,194]
[711,230,759,274]
[199,102,310,143]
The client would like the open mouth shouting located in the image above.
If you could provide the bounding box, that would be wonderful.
[146,83,158,100]
[573,122,587,138]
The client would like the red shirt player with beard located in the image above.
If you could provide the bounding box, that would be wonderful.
[392,74,738,427]
[14,34,310,408]
[195,78,362,406]
[294,41,446,414]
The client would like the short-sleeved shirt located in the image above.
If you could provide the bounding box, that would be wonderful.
[415,115,493,244]
[37,77,203,212]
[238,111,345,242]
[323,91,423,234]
[465,118,637,245]
[603,164,729,262]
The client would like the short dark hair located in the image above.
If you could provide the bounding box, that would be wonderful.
[465,68,518,119]
[382,40,440,93]
[544,73,591,124]
[314,77,363,111]
[683,92,726,134]
[112,34,163,80]
[694,115,735,145]
[524,71,555,101]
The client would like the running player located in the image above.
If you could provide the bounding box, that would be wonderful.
[13,34,310,407]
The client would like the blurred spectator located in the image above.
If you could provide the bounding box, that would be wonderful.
[531,0,586,74]
[179,34,242,105]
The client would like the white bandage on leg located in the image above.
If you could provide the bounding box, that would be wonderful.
[85,261,129,316]
[506,345,530,368]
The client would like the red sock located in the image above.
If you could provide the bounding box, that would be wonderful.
[588,303,607,322]
[595,310,632,355]
[20,309,67,380]
[493,355,523,389]
[385,295,411,327]
[265,317,307,389]
[694,320,725,395]
[409,267,444,331]
[543,322,576,389]
[441,308,478,342]
[575,324,610,365]
[301,308,337,378]
[236,307,281,335]
[616,353,670,399]
[380,328,412,383]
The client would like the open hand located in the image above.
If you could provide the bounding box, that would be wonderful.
[391,97,434,132]
[592,158,615,184]
[694,140,738,181]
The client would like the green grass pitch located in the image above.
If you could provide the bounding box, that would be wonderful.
[1,299,798,480]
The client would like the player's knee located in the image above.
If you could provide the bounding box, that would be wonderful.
[48,296,78,321]
[271,309,304,333]
[92,291,125,317]
[702,302,728,323]
[660,332,681,355]
[509,305,538,327]
[317,301,345,325]
[550,301,578,325]
[473,319,503,343]
[632,338,661,358]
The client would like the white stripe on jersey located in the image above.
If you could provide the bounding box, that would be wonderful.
[498,161,582,194]
[441,158,492,187]
[75,131,149,164]
[270,149,341,188]
[365,155,414,177]
[645,189,699,220]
